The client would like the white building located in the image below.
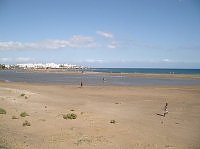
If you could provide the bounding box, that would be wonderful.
[16,63,80,69]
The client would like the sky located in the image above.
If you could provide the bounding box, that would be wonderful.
[0,0,200,68]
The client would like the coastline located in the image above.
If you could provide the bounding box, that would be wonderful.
[85,71,200,80]
[0,81,200,148]
[1,69,200,86]
[3,69,200,80]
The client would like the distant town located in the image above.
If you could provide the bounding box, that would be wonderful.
[0,63,86,70]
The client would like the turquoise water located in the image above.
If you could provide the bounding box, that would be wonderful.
[91,68,200,74]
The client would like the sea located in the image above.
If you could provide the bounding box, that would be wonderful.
[90,68,200,74]
[0,68,200,86]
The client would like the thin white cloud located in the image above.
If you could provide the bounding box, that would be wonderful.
[0,57,34,63]
[162,59,171,62]
[0,57,12,62]
[67,35,97,48]
[85,59,104,63]
[96,31,114,38]
[107,41,118,49]
[15,57,34,63]
[0,35,97,51]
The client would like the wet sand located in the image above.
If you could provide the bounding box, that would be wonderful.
[12,69,200,80]
[0,82,200,149]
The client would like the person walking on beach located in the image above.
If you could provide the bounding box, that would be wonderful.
[163,102,168,117]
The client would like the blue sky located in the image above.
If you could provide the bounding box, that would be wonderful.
[0,0,200,68]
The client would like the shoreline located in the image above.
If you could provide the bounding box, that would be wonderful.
[1,80,200,88]
[86,71,200,80]
[2,69,200,80]
[1,80,200,87]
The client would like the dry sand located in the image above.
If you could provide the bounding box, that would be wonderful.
[0,82,200,149]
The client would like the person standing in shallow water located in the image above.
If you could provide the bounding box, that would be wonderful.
[163,102,168,117]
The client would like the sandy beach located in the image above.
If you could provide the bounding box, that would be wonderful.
[1,0,200,148]
[0,81,200,149]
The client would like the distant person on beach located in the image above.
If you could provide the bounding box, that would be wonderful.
[163,102,168,117]
[80,81,83,87]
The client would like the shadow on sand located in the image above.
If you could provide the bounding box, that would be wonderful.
[156,113,165,117]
